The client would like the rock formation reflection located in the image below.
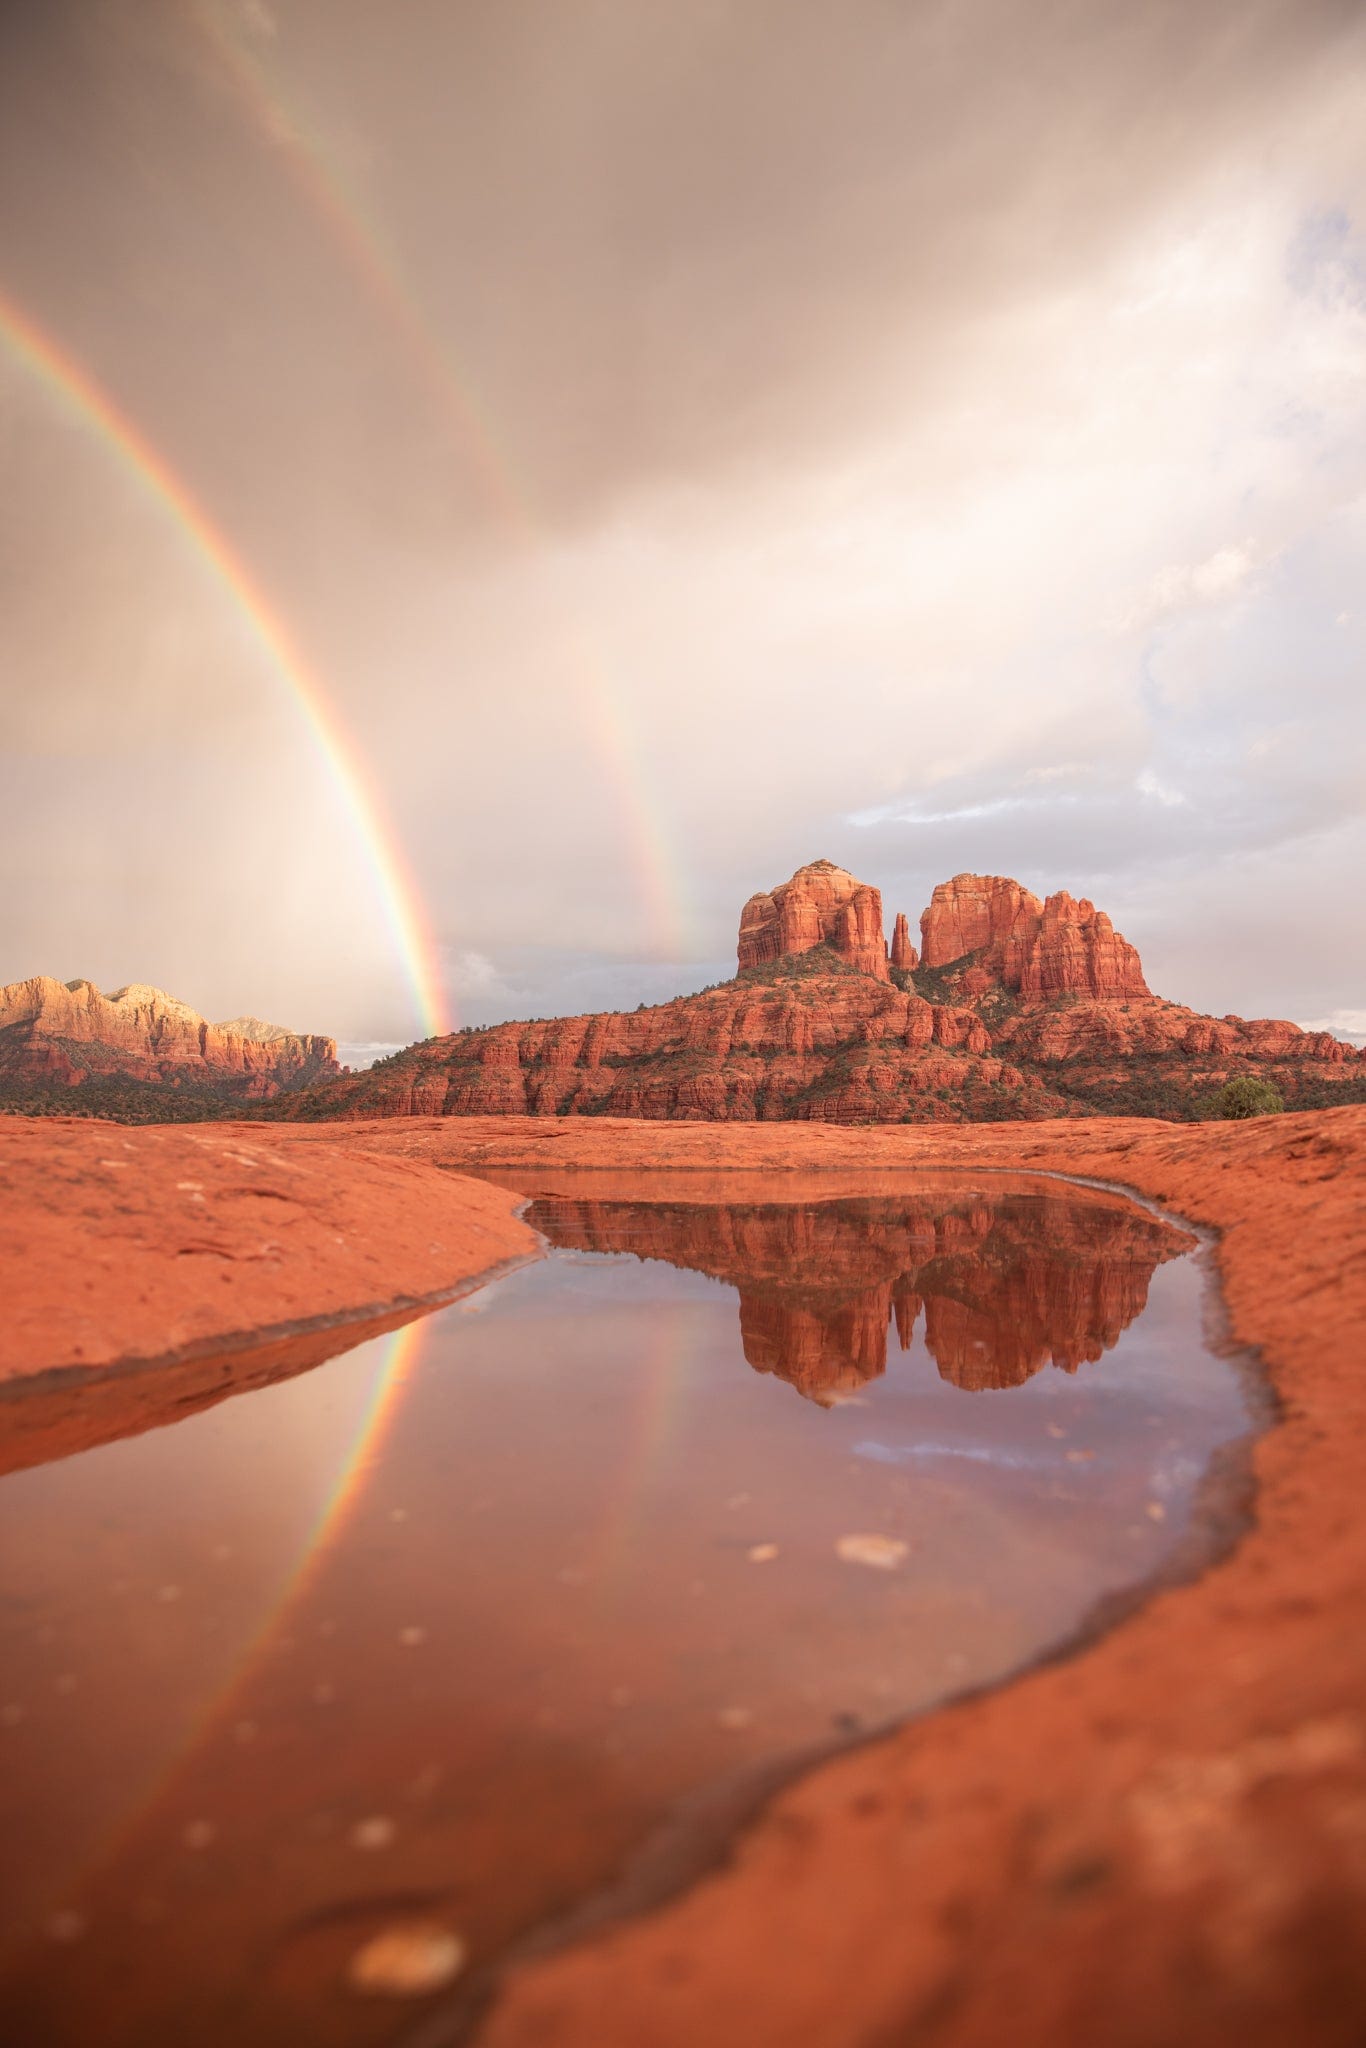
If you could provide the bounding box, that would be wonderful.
[527,1188,1192,1405]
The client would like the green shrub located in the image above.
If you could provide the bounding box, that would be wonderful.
[1200,1075,1286,1121]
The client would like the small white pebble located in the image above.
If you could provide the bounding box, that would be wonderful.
[835,1534,909,1571]
[347,1922,466,1998]
[351,1816,397,1852]
[747,1543,780,1564]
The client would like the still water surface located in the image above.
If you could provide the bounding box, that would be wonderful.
[0,1175,1252,2045]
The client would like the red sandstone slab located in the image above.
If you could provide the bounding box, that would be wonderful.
[0,1117,536,1385]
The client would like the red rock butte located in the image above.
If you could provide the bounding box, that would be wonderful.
[738,859,890,981]
[284,857,1364,1127]
[919,873,1149,1000]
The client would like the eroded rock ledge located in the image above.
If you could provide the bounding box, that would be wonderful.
[0,1117,535,1386]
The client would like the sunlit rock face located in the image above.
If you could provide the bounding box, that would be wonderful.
[526,1189,1189,1405]
[738,859,890,982]
[920,874,1045,975]
[0,975,337,1101]
[920,874,1149,1001]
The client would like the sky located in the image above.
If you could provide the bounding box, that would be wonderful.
[2,0,1364,1053]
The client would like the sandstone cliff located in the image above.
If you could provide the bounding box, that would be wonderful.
[282,858,1364,1127]
[739,860,890,981]
[0,976,338,1105]
[919,873,1148,1000]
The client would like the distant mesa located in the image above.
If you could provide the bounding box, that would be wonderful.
[285,855,1364,1127]
[0,975,337,1109]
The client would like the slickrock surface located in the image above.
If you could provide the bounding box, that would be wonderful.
[0,1117,535,1391]
[286,864,1362,1126]
[268,1106,1366,2048]
[0,975,338,1102]
[738,858,890,981]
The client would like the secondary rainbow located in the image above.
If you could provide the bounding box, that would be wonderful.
[0,288,449,1039]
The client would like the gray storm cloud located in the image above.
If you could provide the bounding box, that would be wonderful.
[1,0,1364,1039]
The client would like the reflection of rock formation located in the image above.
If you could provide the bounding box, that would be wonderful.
[529,1189,1189,1405]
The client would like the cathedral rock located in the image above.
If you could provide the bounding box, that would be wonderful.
[281,857,1364,1126]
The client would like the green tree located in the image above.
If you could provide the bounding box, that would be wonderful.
[1205,1075,1285,1120]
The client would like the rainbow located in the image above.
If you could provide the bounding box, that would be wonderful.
[0,289,450,1039]
[188,0,694,961]
[229,1314,428,1663]
[588,1300,697,1589]
[29,1313,431,1919]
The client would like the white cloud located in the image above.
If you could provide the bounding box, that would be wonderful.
[1116,541,1262,633]
[1297,1008,1366,1044]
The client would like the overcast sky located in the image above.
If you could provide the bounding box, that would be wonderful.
[2,0,1364,1047]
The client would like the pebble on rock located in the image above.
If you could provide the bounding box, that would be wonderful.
[835,1533,909,1570]
[351,1815,397,1851]
[347,1922,467,1998]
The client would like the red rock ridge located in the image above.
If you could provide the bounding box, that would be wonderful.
[287,971,1008,1124]
[0,976,338,1100]
[739,859,890,982]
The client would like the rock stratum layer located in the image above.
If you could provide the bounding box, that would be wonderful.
[0,976,338,1108]
[288,861,1364,1126]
